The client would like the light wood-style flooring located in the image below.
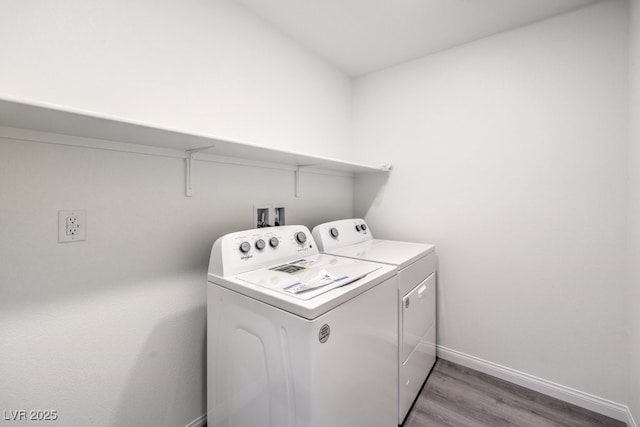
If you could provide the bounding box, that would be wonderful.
[404,359,626,427]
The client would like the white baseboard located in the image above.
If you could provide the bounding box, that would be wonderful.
[185,413,207,427]
[437,345,636,426]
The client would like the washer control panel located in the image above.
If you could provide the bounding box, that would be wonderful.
[312,218,373,252]
[209,225,318,277]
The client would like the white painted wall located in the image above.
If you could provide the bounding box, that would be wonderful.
[353,0,629,405]
[1,0,636,424]
[629,0,640,422]
[0,0,352,160]
[0,0,354,426]
[0,136,354,426]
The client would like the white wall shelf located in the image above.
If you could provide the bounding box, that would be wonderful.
[0,97,391,196]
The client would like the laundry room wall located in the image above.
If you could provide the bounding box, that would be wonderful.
[628,0,640,422]
[0,0,352,159]
[0,1,354,426]
[353,0,629,411]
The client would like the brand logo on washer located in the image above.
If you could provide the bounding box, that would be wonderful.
[319,324,330,343]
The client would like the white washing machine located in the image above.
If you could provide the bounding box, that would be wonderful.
[312,219,436,425]
[207,225,398,427]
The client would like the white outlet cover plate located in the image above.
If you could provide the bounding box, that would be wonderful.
[58,210,86,243]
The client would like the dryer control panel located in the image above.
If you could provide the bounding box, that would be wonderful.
[312,218,373,252]
[209,225,318,277]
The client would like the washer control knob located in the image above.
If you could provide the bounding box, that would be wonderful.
[269,237,279,248]
[355,224,362,232]
[295,231,307,244]
[361,224,367,231]
[239,241,251,253]
[330,227,339,238]
[255,239,266,250]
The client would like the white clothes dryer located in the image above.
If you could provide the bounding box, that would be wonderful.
[207,225,398,427]
[312,219,436,425]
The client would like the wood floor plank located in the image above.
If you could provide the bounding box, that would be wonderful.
[403,359,626,427]
[440,361,618,427]
[420,369,547,427]
[434,362,589,427]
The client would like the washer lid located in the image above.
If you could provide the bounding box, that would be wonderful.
[325,239,435,269]
[237,256,381,300]
[210,254,396,320]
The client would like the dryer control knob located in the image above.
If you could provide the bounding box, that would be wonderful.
[239,241,251,253]
[355,224,362,232]
[295,231,307,244]
[269,237,279,248]
[330,227,339,238]
[255,239,266,250]
[361,224,367,231]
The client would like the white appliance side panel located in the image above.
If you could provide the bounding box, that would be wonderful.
[398,273,436,424]
[310,275,398,427]
[207,284,306,427]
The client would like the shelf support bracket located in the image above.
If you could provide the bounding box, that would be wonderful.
[185,146,215,197]
[295,166,302,198]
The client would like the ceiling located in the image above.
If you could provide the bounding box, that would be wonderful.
[234,0,600,76]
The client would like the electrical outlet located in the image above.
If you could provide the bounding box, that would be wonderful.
[59,210,86,243]
[254,204,286,228]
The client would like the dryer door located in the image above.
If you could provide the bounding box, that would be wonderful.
[401,273,435,364]
[399,273,436,423]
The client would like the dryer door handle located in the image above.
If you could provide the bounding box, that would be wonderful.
[417,284,427,299]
